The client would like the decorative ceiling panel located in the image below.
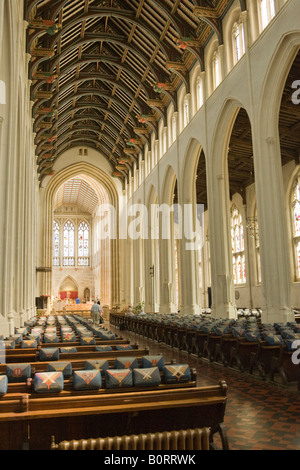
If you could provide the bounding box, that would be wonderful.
[25,0,237,184]
[54,176,99,213]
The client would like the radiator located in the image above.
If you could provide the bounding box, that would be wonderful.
[51,428,210,450]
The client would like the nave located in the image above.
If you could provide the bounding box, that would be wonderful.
[107,322,300,451]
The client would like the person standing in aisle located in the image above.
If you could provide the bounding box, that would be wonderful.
[97,300,104,324]
[91,300,101,324]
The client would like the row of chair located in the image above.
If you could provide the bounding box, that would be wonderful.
[113,313,300,390]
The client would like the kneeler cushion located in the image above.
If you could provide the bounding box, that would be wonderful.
[60,347,77,354]
[285,339,300,351]
[6,363,32,383]
[163,364,191,384]
[141,355,165,371]
[44,334,60,343]
[133,367,161,387]
[34,371,64,393]
[85,359,109,373]
[105,369,133,389]
[73,370,102,391]
[97,331,116,340]
[3,340,16,349]
[62,333,77,342]
[265,334,283,346]
[47,362,73,378]
[61,327,72,333]
[95,345,112,351]
[21,340,38,349]
[11,334,23,344]
[0,376,8,396]
[114,357,139,370]
[244,331,260,343]
[39,348,60,361]
[115,345,133,351]
[45,327,56,333]
[28,333,41,342]
[80,336,96,345]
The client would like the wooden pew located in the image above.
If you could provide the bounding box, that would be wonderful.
[249,341,282,379]
[229,338,259,372]
[270,345,300,390]
[4,365,197,396]
[2,346,149,364]
[0,380,228,450]
[5,338,131,355]
[1,351,153,379]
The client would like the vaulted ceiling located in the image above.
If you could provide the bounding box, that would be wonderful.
[25,0,241,185]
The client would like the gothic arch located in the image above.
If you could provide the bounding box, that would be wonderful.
[42,160,121,307]
[160,164,177,206]
[258,32,300,138]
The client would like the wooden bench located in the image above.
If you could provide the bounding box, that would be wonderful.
[2,346,149,364]
[249,341,282,379]
[0,380,228,450]
[229,338,259,371]
[5,338,132,355]
[3,365,197,396]
[270,345,300,390]
[1,354,193,388]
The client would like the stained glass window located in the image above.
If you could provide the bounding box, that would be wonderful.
[231,206,246,284]
[292,177,300,278]
[78,221,90,266]
[63,220,75,266]
[53,220,60,266]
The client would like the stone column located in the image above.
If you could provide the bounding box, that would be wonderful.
[207,170,237,319]
[252,131,294,324]
[144,236,154,313]
[177,186,202,315]
[158,211,177,313]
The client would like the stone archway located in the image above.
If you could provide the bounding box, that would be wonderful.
[40,160,121,309]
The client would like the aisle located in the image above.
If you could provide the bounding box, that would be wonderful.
[108,322,300,451]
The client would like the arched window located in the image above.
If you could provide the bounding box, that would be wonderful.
[78,221,90,266]
[231,206,246,284]
[183,95,190,127]
[292,176,300,279]
[196,75,204,110]
[53,220,60,266]
[212,50,221,89]
[259,0,275,30]
[171,114,177,144]
[63,220,75,266]
[232,21,245,63]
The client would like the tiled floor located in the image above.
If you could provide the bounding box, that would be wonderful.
[108,322,300,451]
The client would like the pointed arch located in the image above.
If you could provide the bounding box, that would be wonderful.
[43,160,121,307]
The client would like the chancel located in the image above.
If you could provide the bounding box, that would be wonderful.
[0,0,300,452]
